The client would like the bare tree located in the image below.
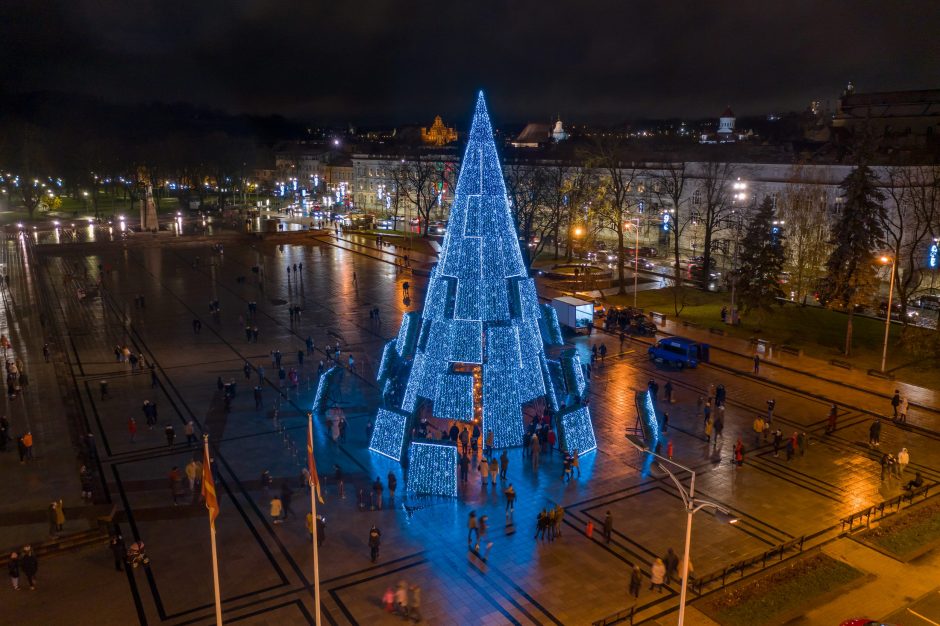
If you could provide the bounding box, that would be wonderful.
[654,162,692,316]
[881,166,940,323]
[778,165,832,303]
[504,161,558,267]
[561,166,599,261]
[694,161,738,290]
[540,162,574,260]
[400,155,451,237]
[588,140,640,295]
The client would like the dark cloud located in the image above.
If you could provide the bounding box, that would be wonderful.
[2,0,939,124]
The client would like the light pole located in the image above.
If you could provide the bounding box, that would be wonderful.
[627,439,737,625]
[626,218,640,308]
[728,180,748,324]
[880,255,897,373]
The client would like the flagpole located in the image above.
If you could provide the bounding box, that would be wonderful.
[308,413,322,626]
[204,435,223,626]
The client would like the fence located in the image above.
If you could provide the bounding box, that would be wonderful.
[840,484,932,533]
[691,536,805,596]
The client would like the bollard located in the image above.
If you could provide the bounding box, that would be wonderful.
[586,521,594,538]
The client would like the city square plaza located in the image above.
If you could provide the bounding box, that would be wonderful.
[1,95,939,626]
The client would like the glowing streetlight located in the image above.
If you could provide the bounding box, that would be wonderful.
[879,255,896,373]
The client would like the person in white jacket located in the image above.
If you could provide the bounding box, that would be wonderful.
[897,448,910,477]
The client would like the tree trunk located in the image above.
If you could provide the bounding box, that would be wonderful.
[844,309,854,357]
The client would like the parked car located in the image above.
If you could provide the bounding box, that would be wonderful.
[648,337,710,369]
[914,293,940,310]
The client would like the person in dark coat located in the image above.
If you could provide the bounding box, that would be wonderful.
[8,552,20,590]
[664,548,680,585]
[20,545,38,590]
[110,535,126,572]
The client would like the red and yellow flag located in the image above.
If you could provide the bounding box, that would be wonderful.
[308,418,325,504]
[202,443,220,529]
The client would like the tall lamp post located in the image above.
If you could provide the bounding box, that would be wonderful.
[625,218,640,309]
[627,440,737,625]
[879,255,897,373]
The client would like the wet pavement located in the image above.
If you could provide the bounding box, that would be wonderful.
[3,230,940,625]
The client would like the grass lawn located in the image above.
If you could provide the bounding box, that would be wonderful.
[700,553,863,626]
[598,287,939,388]
[862,499,940,559]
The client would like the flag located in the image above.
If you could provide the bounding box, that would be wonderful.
[308,418,325,504]
[202,444,219,529]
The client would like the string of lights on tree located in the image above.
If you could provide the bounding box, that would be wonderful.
[367,92,597,496]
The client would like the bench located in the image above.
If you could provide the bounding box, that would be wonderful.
[649,311,666,324]
[867,368,895,380]
[829,359,852,370]
[708,327,726,336]
[779,345,802,357]
[682,320,702,329]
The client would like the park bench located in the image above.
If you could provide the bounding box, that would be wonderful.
[708,327,725,336]
[829,359,852,369]
[778,345,802,357]
[649,311,665,324]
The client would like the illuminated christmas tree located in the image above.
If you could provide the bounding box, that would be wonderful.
[370,92,596,495]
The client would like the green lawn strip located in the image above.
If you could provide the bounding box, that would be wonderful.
[699,553,863,626]
[860,499,940,558]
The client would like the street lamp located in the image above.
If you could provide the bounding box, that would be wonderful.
[879,255,897,373]
[625,218,640,309]
[627,439,737,626]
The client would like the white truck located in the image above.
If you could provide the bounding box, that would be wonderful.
[551,296,595,334]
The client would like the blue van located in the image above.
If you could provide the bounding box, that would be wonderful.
[648,337,709,369]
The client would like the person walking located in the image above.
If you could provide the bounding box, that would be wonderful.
[753,353,760,374]
[869,418,882,448]
[459,453,470,483]
[485,429,494,457]
[772,428,783,458]
[280,482,293,520]
[467,511,479,546]
[409,584,423,623]
[394,580,409,618]
[504,483,516,520]
[55,499,65,532]
[8,552,20,590]
[664,380,673,404]
[734,438,745,468]
[164,424,176,447]
[629,564,642,599]
[478,457,490,487]
[890,389,901,418]
[546,428,556,455]
[48,502,59,537]
[664,548,679,584]
[23,431,33,460]
[530,434,541,471]
[128,417,137,443]
[372,477,384,510]
[898,396,909,423]
[369,525,381,562]
[826,404,838,434]
[269,495,283,524]
[20,546,38,590]
[649,558,665,593]
[109,535,126,572]
[169,466,185,505]
[797,431,807,456]
[184,421,197,446]
[488,457,498,485]
[603,510,613,544]
[786,432,796,461]
[897,447,910,476]
[499,449,509,479]
[458,427,469,455]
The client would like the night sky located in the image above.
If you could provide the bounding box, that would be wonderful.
[3,0,939,124]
